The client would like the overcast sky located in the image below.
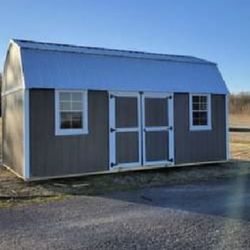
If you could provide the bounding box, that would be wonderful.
[0,0,249,93]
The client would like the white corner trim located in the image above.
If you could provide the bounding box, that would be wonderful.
[23,89,30,179]
[189,93,212,131]
[55,89,88,136]
[225,94,230,160]
[17,43,26,90]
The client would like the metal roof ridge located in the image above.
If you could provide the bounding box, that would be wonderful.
[12,38,216,65]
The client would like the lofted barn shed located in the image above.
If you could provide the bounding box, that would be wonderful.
[2,39,229,180]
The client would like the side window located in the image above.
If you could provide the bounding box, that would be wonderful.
[190,94,211,131]
[55,90,88,135]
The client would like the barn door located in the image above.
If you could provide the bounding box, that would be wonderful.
[142,93,174,165]
[109,92,141,168]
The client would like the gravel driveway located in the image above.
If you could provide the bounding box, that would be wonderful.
[0,177,250,250]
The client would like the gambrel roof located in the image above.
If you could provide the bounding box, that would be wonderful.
[8,39,228,94]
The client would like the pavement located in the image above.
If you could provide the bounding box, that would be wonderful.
[0,176,250,250]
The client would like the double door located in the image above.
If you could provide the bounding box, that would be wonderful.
[109,92,174,169]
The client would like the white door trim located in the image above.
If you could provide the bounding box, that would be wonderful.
[142,92,174,166]
[109,91,142,169]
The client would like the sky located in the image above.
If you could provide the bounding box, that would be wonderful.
[0,0,249,93]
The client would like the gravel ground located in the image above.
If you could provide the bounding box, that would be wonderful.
[0,177,250,250]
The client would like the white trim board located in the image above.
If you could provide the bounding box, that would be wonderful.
[2,87,24,97]
[189,93,212,131]
[17,160,229,182]
[54,89,88,136]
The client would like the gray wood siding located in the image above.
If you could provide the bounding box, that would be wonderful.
[2,90,24,176]
[30,90,109,177]
[174,93,226,164]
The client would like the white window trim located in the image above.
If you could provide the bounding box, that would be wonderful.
[189,93,212,131]
[55,89,88,136]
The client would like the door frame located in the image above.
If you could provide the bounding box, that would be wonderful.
[142,92,174,166]
[109,91,142,169]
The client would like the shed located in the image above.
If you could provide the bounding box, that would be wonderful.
[2,39,229,180]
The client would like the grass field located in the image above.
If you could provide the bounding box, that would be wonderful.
[230,113,250,128]
[229,113,250,160]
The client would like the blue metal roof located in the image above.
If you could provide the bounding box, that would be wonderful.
[12,39,229,94]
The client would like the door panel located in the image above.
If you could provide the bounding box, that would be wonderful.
[145,131,169,162]
[116,132,139,164]
[109,92,141,168]
[142,93,174,165]
[115,97,138,128]
[145,98,168,127]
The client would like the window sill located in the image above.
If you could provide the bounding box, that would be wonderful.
[190,126,212,131]
[55,129,89,136]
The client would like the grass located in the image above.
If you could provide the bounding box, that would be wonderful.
[0,195,67,209]
[1,161,250,208]
[230,113,250,128]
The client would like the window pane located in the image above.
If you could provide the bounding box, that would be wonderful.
[192,103,200,110]
[192,96,199,103]
[60,112,72,129]
[193,111,208,125]
[199,102,207,111]
[72,93,83,101]
[60,101,71,111]
[72,101,83,111]
[72,112,82,128]
[200,96,207,103]
[60,112,83,129]
[60,93,71,101]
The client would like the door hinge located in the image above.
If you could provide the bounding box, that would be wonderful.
[168,158,173,162]
[111,162,116,167]
[110,128,116,132]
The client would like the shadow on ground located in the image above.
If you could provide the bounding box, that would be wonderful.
[102,173,250,222]
[1,160,250,221]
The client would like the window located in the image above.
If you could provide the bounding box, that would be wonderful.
[189,94,211,131]
[55,90,88,135]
